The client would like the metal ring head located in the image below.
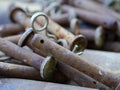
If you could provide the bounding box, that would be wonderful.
[31,12,49,33]
[9,7,25,23]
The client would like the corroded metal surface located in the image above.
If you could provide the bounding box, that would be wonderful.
[0,24,24,37]
[61,5,117,30]
[66,0,120,21]
[10,7,87,53]
[3,32,109,89]
[33,12,87,52]
[0,62,42,80]
[51,13,69,25]
[4,34,22,44]
[0,37,56,80]
[31,34,120,89]
[57,61,109,89]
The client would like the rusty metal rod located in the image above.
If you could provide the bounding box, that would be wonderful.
[0,37,57,80]
[61,5,117,30]
[57,61,109,89]
[65,0,120,21]
[29,42,109,89]
[0,62,43,80]
[3,33,109,89]
[3,34,22,44]
[31,34,120,89]
[10,7,87,52]
[75,28,96,41]
[74,26,105,47]
[51,13,69,25]
[0,24,24,37]
[0,33,109,89]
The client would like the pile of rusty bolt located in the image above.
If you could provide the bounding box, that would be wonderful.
[1,0,120,90]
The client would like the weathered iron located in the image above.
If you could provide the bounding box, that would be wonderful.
[65,0,120,21]
[61,5,117,30]
[0,24,24,37]
[57,61,109,89]
[3,30,109,89]
[0,62,43,80]
[32,12,87,53]
[0,37,56,80]
[75,26,105,47]
[31,33,120,89]
[4,34,22,44]
[10,7,87,53]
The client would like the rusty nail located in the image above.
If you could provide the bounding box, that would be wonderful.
[51,13,69,25]
[3,33,68,83]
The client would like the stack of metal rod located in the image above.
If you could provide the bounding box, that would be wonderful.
[0,0,120,90]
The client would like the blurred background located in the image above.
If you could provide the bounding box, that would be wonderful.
[1,0,120,52]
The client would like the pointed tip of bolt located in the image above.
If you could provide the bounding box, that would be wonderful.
[70,34,87,53]
[40,56,57,80]
[95,26,105,48]
[9,7,25,23]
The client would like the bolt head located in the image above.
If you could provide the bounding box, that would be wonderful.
[69,35,87,53]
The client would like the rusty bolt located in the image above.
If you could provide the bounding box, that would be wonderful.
[31,33,120,89]
[0,37,56,80]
